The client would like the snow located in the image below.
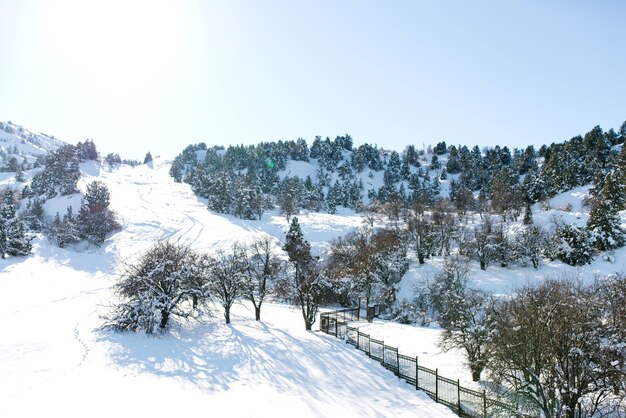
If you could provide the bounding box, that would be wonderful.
[0,157,454,417]
[0,121,65,158]
[281,159,318,180]
[348,319,476,388]
[2,142,625,416]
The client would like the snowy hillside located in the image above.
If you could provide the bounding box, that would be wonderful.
[0,159,455,417]
[0,120,66,158]
[1,118,625,416]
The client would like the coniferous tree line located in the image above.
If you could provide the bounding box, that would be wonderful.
[171,122,626,269]
[170,135,441,220]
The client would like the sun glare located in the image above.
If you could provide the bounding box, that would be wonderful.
[41,0,186,98]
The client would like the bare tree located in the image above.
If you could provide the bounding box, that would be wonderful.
[514,224,548,269]
[327,230,376,308]
[430,200,455,256]
[206,243,247,324]
[405,203,435,264]
[429,257,493,381]
[594,273,626,407]
[459,215,496,270]
[488,279,625,417]
[242,237,284,321]
[328,227,407,311]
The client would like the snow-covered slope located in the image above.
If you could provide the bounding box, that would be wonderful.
[0,120,66,157]
[0,158,454,417]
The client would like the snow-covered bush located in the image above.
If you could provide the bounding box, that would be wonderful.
[390,289,433,326]
[551,223,593,266]
[104,242,208,334]
[48,207,81,248]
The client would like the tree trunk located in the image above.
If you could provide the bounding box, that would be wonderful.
[563,394,579,418]
[224,307,231,324]
[254,305,261,321]
[480,259,486,270]
[418,252,425,264]
[159,309,169,329]
[471,367,482,382]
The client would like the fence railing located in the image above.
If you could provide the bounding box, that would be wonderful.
[319,309,524,418]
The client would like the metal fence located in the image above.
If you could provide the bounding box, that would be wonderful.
[319,309,525,418]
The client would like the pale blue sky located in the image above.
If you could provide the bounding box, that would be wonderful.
[1,0,624,159]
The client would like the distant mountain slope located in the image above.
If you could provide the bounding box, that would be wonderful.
[0,120,66,157]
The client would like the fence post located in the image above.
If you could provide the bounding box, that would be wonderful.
[435,368,439,403]
[483,390,487,418]
[395,347,400,377]
[367,335,371,358]
[334,319,338,337]
[415,356,419,390]
[457,379,461,415]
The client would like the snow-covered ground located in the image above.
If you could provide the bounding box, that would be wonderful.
[0,159,455,417]
[2,155,625,417]
[347,319,475,388]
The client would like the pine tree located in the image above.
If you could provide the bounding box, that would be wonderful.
[5,215,32,256]
[587,172,625,252]
[23,197,45,231]
[282,217,327,330]
[51,207,81,248]
[522,201,533,225]
[554,223,593,266]
[387,151,402,182]
[430,155,441,170]
[326,181,343,214]
[402,145,420,167]
[488,167,521,220]
[446,145,461,174]
[284,217,311,265]
[617,143,626,209]
[0,188,32,258]
[77,181,120,245]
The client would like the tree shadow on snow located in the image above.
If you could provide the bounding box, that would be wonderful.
[96,312,437,415]
[35,237,116,274]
